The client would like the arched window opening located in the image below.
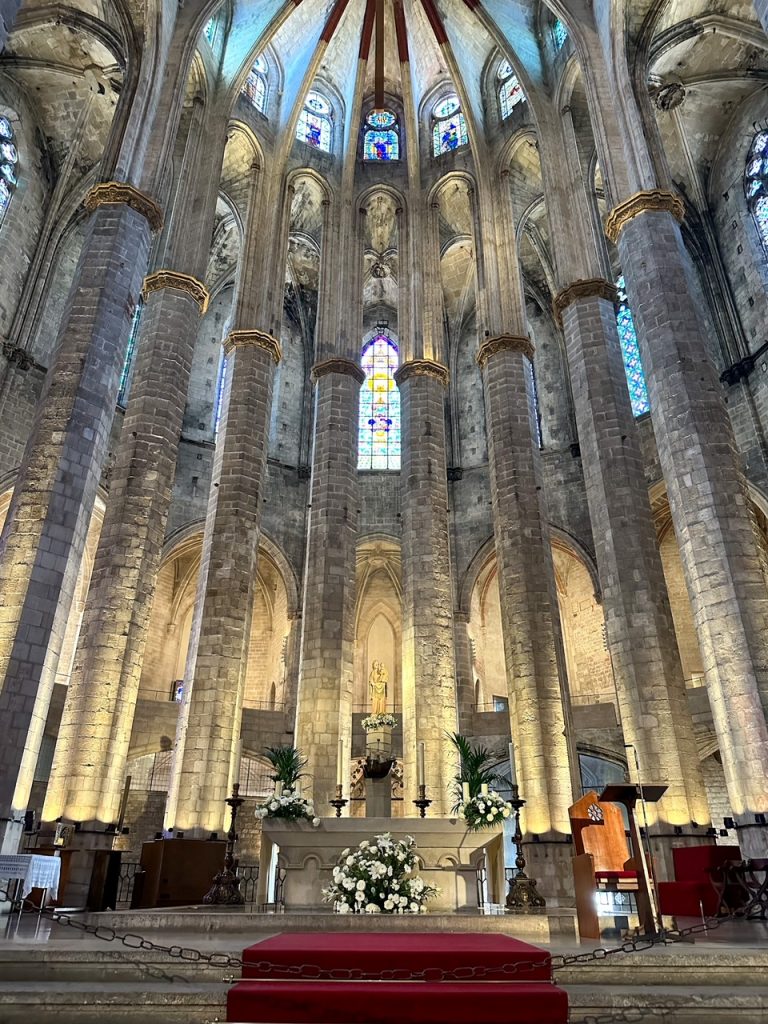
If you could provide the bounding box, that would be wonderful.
[526,360,542,449]
[553,19,568,49]
[745,129,768,254]
[203,18,217,44]
[363,109,399,161]
[297,90,332,152]
[243,54,268,113]
[117,302,142,408]
[358,333,401,470]
[578,752,626,797]
[0,116,19,225]
[498,60,524,120]
[214,350,228,435]
[431,94,468,157]
[615,275,650,417]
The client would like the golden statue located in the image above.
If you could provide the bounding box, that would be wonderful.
[368,660,388,716]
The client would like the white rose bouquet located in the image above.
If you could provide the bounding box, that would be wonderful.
[361,712,398,731]
[460,789,513,831]
[254,788,320,827]
[322,832,439,914]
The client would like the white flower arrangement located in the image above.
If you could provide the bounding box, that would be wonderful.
[322,832,439,914]
[460,789,513,831]
[254,788,320,827]
[361,712,398,731]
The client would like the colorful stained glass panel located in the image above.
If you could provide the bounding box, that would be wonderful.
[433,112,468,155]
[297,108,331,151]
[434,94,460,119]
[306,91,331,115]
[1,143,16,164]
[0,117,12,139]
[364,129,398,160]
[0,180,11,214]
[368,110,395,128]
[755,196,768,250]
[358,334,400,470]
[747,129,768,252]
[553,19,568,48]
[500,74,524,119]
[244,68,267,112]
[204,18,216,43]
[615,276,650,417]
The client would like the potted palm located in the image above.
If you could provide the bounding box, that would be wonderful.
[448,732,513,831]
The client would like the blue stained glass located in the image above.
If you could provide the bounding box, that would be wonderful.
[0,164,15,186]
[214,352,228,435]
[0,180,11,214]
[434,94,459,118]
[118,303,142,407]
[358,334,400,470]
[364,129,398,160]
[755,196,768,249]
[0,117,17,226]
[297,108,331,151]
[497,60,513,80]
[244,68,267,112]
[0,117,12,139]
[204,18,216,43]
[746,129,768,253]
[306,91,331,115]
[368,110,395,128]
[553,19,568,49]
[433,113,468,155]
[1,143,16,164]
[615,276,650,417]
[499,73,524,119]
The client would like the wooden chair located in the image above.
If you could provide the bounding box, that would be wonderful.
[569,790,654,940]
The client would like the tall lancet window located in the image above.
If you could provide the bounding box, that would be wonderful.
[0,116,19,226]
[498,60,525,119]
[297,90,332,152]
[358,333,401,470]
[117,302,142,407]
[363,110,399,161]
[553,19,568,49]
[615,275,650,417]
[745,128,768,254]
[432,94,468,156]
[243,54,268,113]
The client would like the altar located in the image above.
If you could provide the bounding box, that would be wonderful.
[257,817,505,913]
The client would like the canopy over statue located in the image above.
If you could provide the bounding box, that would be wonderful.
[368,660,388,715]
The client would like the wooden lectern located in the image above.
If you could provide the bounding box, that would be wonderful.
[569,784,666,941]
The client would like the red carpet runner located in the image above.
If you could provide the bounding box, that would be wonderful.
[228,932,568,1023]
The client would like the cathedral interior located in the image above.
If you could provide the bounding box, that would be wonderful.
[0,0,768,917]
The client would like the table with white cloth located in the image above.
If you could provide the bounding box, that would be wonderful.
[0,853,61,907]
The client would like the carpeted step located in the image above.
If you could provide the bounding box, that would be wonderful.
[243,931,552,981]
[227,979,568,1023]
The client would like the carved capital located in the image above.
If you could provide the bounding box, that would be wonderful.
[310,357,366,385]
[552,278,618,328]
[393,359,449,388]
[605,189,684,244]
[223,329,281,364]
[142,270,210,314]
[84,182,164,232]
[476,334,534,368]
[2,340,32,370]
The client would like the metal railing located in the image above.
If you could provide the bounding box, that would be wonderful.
[116,861,143,909]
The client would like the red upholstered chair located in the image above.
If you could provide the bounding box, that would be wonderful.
[657,845,741,918]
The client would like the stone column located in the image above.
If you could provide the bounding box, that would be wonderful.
[0,183,160,852]
[553,278,709,826]
[165,330,280,834]
[453,611,475,730]
[295,358,364,811]
[478,335,573,836]
[395,360,458,816]
[42,271,209,826]
[606,191,768,850]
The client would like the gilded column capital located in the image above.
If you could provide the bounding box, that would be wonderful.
[223,329,281,364]
[142,270,210,315]
[310,357,366,385]
[605,189,684,244]
[552,278,618,328]
[476,334,534,369]
[84,182,164,233]
[393,359,449,388]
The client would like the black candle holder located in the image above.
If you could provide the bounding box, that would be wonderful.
[203,783,245,905]
[505,787,546,911]
[413,783,432,818]
[330,783,348,818]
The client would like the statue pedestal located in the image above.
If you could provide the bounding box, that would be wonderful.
[364,726,393,758]
[257,817,504,914]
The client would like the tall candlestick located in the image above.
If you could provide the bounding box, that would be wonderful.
[336,738,345,788]
[508,741,518,788]
[417,742,425,788]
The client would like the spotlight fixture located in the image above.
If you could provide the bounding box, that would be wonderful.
[154,831,163,839]
[719,829,729,837]
[724,817,736,830]
[673,826,683,836]
[175,830,185,839]
[208,832,219,841]
[691,821,700,829]
[706,827,717,837]
[755,813,767,826]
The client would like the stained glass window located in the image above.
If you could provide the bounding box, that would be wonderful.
[243,56,268,113]
[526,360,543,448]
[498,60,525,120]
[117,302,142,407]
[204,18,216,43]
[745,130,768,254]
[358,334,400,470]
[363,109,399,160]
[297,90,332,152]
[0,116,18,225]
[615,276,650,417]
[432,94,468,156]
[214,351,228,435]
[553,19,568,49]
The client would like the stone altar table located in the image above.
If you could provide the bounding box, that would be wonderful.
[257,817,504,913]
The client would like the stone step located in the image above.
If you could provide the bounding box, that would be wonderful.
[566,983,768,1023]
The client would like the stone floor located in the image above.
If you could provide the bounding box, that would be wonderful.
[0,910,767,1022]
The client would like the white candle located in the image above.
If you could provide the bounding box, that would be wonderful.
[336,738,344,788]
[508,741,518,788]
[480,783,489,796]
[417,742,426,787]
[462,782,471,803]
[275,781,283,797]
[233,739,242,785]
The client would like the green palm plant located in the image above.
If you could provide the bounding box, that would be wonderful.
[264,745,308,789]
[448,732,505,811]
